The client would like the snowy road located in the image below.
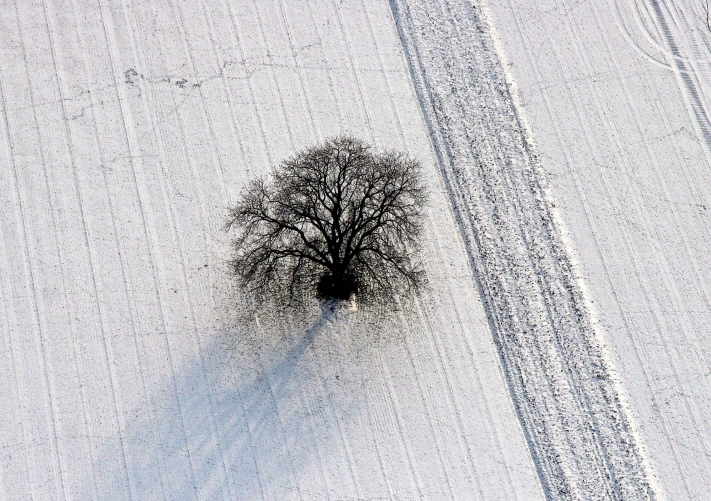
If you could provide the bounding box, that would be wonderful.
[391,0,658,498]
[487,0,711,498]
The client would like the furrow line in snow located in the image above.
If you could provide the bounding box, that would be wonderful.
[349,5,447,491]
[413,299,489,498]
[313,3,429,495]
[96,3,200,496]
[56,2,159,497]
[633,0,711,254]
[280,4,373,496]
[167,2,236,496]
[355,11,444,498]
[271,8,362,496]
[502,0,674,496]
[389,0,657,498]
[0,74,43,501]
[14,3,99,497]
[218,4,308,496]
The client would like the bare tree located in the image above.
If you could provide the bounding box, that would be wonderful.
[225,136,428,304]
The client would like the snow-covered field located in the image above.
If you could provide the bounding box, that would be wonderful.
[0,0,542,499]
[2,0,710,499]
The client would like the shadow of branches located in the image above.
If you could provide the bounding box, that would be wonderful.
[85,303,368,500]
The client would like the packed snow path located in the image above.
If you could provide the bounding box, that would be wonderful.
[390,0,658,499]
[487,0,711,498]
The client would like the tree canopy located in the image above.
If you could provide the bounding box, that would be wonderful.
[226,136,428,303]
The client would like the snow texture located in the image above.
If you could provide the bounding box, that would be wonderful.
[0,0,542,499]
[486,0,711,499]
[3,0,710,498]
[390,0,659,499]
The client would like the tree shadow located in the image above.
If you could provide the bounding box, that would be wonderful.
[86,302,363,500]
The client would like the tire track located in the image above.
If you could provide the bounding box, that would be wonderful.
[389,0,657,498]
[503,0,679,496]
[365,5,503,489]
[353,4,507,490]
[592,1,711,492]
[613,0,711,159]
[581,0,711,486]
[646,1,711,155]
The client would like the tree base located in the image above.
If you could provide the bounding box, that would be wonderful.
[316,274,358,300]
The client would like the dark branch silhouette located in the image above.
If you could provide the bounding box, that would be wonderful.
[225,136,428,304]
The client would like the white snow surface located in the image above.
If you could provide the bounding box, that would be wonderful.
[3,0,711,499]
[0,0,543,500]
[486,0,711,499]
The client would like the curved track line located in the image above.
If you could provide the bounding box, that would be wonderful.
[613,0,711,68]
[611,0,673,70]
[586,0,711,484]
[645,0,711,159]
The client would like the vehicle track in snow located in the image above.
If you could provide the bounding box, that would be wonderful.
[389,0,658,498]
[612,0,711,158]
